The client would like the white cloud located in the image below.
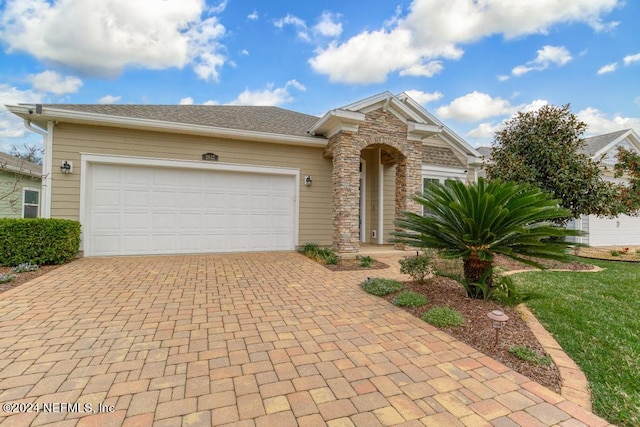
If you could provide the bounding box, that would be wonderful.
[274,14,310,41]
[497,75,510,82]
[203,100,219,105]
[465,99,548,138]
[597,62,617,75]
[399,61,443,78]
[467,122,501,138]
[98,95,121,104]
[404,90,443,105]
[437,91,514,122]
[0,84,42,139]
[511,45,572,76]
[578,107,640,135]
[240,49,249,56]
[313,12,342,38]
[247,10,259,21]
[179,97,194,105]
[623,52,640,65]
[229,80,306,106]
[0,0,227,81]
[27,71,82,95]
[310,0,619,84]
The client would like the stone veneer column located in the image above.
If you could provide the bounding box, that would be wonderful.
[394,140,423,248]
[332,133,361,255]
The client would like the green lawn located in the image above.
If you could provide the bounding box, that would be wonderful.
[513,259,640,427]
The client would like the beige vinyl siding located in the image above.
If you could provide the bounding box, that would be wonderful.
[383,165,396,243]
[50,123,333,246]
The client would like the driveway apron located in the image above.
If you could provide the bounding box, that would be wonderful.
[0,253,611,426]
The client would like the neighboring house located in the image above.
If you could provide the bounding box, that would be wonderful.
[572,129,640,246]
[478,129,640,247]
[6,92,482,257]
[0,151,42,219]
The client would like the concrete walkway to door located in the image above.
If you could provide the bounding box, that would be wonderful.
[0,253,611,426]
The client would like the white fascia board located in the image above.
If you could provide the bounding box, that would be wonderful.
[6,104,328,149]
[308,109,366,137]
[422,164,467,175]
[594,129,640,158]
[341,91,394,111]
[1,163,42,177]
[407,121,442,140]
[396,95,479,156]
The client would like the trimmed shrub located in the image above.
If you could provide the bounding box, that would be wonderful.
[392,291,427,307]
[399,252,435,284]
[361,278,403,296]
[0,219,81,266]
[358,255,374,268]
[421,306,465,327]
[299,243,338,265]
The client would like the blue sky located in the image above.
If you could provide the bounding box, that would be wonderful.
[1,0,639,153]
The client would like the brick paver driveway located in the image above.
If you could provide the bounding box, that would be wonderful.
[0,253,610,426]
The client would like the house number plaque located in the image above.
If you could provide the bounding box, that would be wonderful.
[202,153,219,161]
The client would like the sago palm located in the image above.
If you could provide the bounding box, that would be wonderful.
[393,179,582,298]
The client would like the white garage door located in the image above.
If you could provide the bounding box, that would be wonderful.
[587,214,640,246]
[86,162,297,256]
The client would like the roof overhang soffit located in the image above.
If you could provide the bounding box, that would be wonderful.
[308,109,366,138]
[5,104,328,148]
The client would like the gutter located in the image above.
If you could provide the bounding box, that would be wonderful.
[23,119,52,218]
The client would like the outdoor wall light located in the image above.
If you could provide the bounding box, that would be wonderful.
[305,175,312,186]
[60,161,73,174]
[487,309,509,346]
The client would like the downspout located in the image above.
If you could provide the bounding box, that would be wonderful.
[23,119,52,218]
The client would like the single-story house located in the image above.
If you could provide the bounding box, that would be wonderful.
[6,92,482,257]
[477,129,640,247]
[0,151,42,219]
[570,128,640,246]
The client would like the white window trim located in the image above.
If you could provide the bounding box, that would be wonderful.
[22,187,40,218]
[421,165,467,185]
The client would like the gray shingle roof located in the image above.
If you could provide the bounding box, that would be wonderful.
[582,129,630,156]
[43,105,322,138]
[422,146,465,168]
[475,146,493,159]
[0,152,42,176]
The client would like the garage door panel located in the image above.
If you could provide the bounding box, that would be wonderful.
[88,163,296,256]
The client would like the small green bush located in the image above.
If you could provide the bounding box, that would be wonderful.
[392,291,427,307]
[421,306,465,327]
[299,243,338,265]
[358,255,374,268]
[610,250,620,257]
[509,346,552,366]
[12,262,40,273]
[0,218,80,266]
[0,273,15,284]
[399,252,435,284]
[491,274,541,306]
[361,278,403,296]
[636,249,640,256]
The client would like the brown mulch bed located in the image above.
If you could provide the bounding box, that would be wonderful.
[383,276,562,393]
[323,258,389,271]
[0,265,63,294]
[576,246,640,262]
[377,255,596,394]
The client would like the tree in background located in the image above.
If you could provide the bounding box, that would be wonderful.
[614,147,640,214]
[486,104,619,220]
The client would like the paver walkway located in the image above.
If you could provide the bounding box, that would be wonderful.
[0,252,612,426]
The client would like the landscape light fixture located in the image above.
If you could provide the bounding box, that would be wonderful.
[487,309,509,346]
[60,161,72,174]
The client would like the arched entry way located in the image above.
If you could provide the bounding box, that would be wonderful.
[326,132,422,255]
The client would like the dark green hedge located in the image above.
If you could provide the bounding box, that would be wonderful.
[0,218,81,266]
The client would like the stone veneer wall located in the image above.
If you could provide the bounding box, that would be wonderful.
[328,109,422,254]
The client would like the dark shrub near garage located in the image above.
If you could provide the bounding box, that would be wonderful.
[0,218,81,266]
